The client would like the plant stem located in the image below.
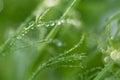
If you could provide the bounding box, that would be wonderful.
[29,0,80,78]
[0,7,50,54]
[46,0,79,39]
[28,0,79,79]
[94,60,114,80]
[28,34,84,80]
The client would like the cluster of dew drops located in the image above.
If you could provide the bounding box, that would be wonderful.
[16,18,73,40]
[14,18,77,50]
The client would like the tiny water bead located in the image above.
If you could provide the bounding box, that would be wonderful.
[110,36,114,40]
[61,19,65,23]
[24,31,28,34]
[44,0,59,7]
[39,19,65,27]
[52,39,64,47]
[110,50,120,62]
[57,21,62,25]
[24,27,28,31]
[103,48,120,64]
[55,64,84,68]
[17,36,22,39]
[31,27,34,30]
[16,18,69,40]
[22,34,25,36]
[39,18,66,27]
[36,23,44,28]
[50,22,55,26]
[56,19,66,26]
[66,18,82,27]
[37,18,67,28]
[57,41,63,47]
[104,56,111,63]
[45,24,50,27]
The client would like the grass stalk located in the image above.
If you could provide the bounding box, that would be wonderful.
[94,60,114,80]
[28,34,84,80]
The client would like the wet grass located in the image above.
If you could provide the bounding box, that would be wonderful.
[1,0,120,80]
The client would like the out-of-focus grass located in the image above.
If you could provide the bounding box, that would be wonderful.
[1,0,120,80]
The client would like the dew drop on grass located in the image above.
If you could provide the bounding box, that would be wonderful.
[46,24,50,27]
[44,0,59,7]
[22,34,25,36]
[110,50,120,65]
[36,24,41,28]
[24,27,28,30]
[104,56,110,63]
[57,41,63,47]
[110,50,120,61]
[17,36,22,39]
[60,19,65,23]
[24,31,27,34]
[110,36,114,40]
[50,23,55,26]
[37,23,45,27]
[57,21,61,25]
[31,27,34,30]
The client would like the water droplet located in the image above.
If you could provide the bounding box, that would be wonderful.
[24,27,28,30]
[22,34,25,36]
[60,19,65,23]
[57,21,61,25]
[57,41,63,47]
[104,56,110,63]
[17,36,22,39]
[31,27,34,30]
[46,24,50,27]
[110,36,114,40]
[36,24,41,28]
[44,0,59,7]
[50,23,55,26]
[24,31,27,34]
[110,50,120,62]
